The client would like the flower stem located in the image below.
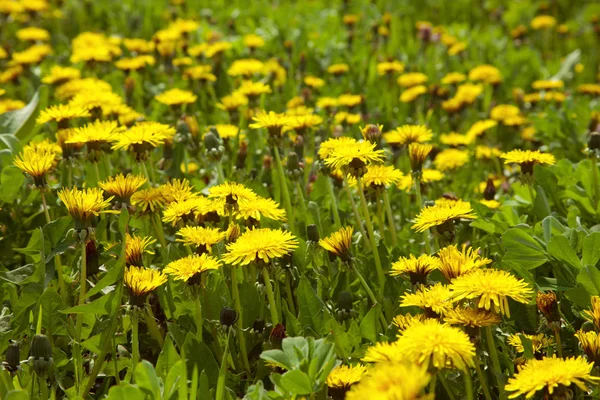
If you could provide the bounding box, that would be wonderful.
[262,267,279,325]
[284,270,297,315]
[230,266,251,373]
[194,289,203,342]
[485,326,506,400]
[151,214,167,249]
[475,358,493,400]
[428,373,437,395]
[463,370,474,400]
[145,306,164,346]
[382,189,398,247]
[356,177,385,296]
[592,154,600,209]
[216,162,226,184]
[273,146,294,229]
[325,177,342,228]
[141,160,152,186]
[554,327,563,358]
[349,260,388,329]
[216,327,232,400]
[414,174,431,254]
[131,308,139,381]
[343,177,371,251]
[75,240,87,341]
[439,373,457,400]
[41,191,67,300]
[295,181,309,223]
[93,161,101,185]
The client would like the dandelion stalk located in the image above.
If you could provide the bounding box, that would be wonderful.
[295,181,309,223]
[151,214,167,249]
[325,177,342,227]
[484,325,506,399]
[414,174,432,254]
[230,266,251,373]
[475,359,493,400]
[262,267,279,325]
[349,260,387,329]
[356,176,385,296]
[273,146,294,229]
[193,288,203,342]
[591,153,600,209]
[463,370,474,400]
[41,191,67,300]
[75,239,88,341]
[342,176,371,251]
[554,327,563,358]
[216,163,226,184]
[216,327,232,400]
[382,189,398,247]
[131,308,140,381]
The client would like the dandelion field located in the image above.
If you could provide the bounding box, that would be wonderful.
[2,0,600,399]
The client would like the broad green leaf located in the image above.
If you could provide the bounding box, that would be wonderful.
[582,232,600,266]
[541,216,567,244]
[0,264,35,284]
[135,360,161,400]
[502,228,548,269]
[106,383,145,399]
[260,349,292,371]
[547,235,582,269]
[0,166,25,203]
[156,337,180,379]
[0,134,22,154]
[278,370,314,395]
[86,257,122,298]
[297,275,327,335]
[359,304,380,343]
[183,334,219,386]
[532,185,551,220]
[0,87,45,142]
[61,291,116,315]
[577,266,600,296]
[164,360,184,400]
[5,390,29,400]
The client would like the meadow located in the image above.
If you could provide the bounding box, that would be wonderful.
[1,0,600,399]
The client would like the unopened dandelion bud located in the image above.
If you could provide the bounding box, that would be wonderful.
[4,342,20,372]
[306,224,320,242]
[220,306,238,329]
[483,178,497,201]
[286,152,303,180]
[589,131,600,151]
[29,334,53,376]
[338,291,353,312]
[536,291,560,325]
[236,140,248,170]
[86,239,100,276]
[204,130,224,161]
[252,318,265,335]
[361,124,382,144]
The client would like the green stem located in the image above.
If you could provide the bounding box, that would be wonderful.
[554,327,563,358]
[145,307,164,346]
[342,177,370,251]
[216,328,232,400]
[428,373,437,396]
[592,154,599,210]
[93,161,101,184]
[414,174,432,254]
[131,308,139,382]
[194,289,203,342]
[284,271,297,315]
[382,189,398,247]
[295,181,309,223]
[485,326,506,400]
[262,267,279,325]
[475,358,493,400]
[325,177,342,228]
[41,191,67,301]
[39,375,48,400]
[356,177,385,296]
[273,146,294,229]
[230,266,251,373]
[216,162,226,184]
[349,261,388,329]
[463,370,474,400]
[439,373,456,400]
[376,192,385,236]
[141,160,152,185]
[527,183,536,206]
[75,240,87,341]
[151,214,167,249]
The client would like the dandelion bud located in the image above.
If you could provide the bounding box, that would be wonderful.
[252,318,265,335]
[226,224,241,243]
[29,334,53,376]
[86,239,100,276]
[306,224,320,242]
[360,124,382,144]
[483,178,497,201]
[409,143,433,173]
[589,131,600,151]
[286,152,303,180]
[294,135,305,159]
[220,306,238,329]
[348,157,367,178]
[4,342,20,372]
[338,291,353,312]
[204,130,225,161]
[270,323,287,348]
[536,291,560,326]
[236,140,248,170]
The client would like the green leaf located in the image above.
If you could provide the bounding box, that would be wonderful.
[541,216,567,244]
[106,383,145,399]
[582,232,600,266]
[86,257,123,298]
[260,349,293,371]
[0,87,44,142]
[547,235,582,269]
[4,390,29,400]
[183,334,219,386]
[0,134,22,154]
[0,264,35,285]
[43,216,72,248]
[135,360,161,400]
[359,304,380,343]
[278,370,314,395]
[577,266,600,296]
[61,291,116,315]
[164,360,184,400]
[502,228,548,269]
[533,186,551,220]
[156,337,180,379]
[297,275,327,335]
[0,166,25,203]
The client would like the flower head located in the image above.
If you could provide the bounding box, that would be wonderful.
[125,234,156,267]
[390,254,439,285]
[164,254,222,284]
[207,182,256,210]
[396,319,475,371]
[37,104,90,125]
[319,226,354,262]
[13,147,57,185]
[155,88,197,106]
[112,122,174,157]
[412,200,476,233]
[249,110,293,137]
[98,174,147,203]
[384,125,432,146]
[531,15,557,30]
[397,72,428,88]
[360,165,403,188]
[500,149,556,174]
[437,244,491,281]
[321,139,384,173]
[575,330,600,366]
[469,64,502,84]
[450,268,533,317]
[408,143,433,172]
[131,187,165,214]
[434,149,469,171]
[505,356,599,399]
[237,196,287,222]
[42,66,81,85]
[326,364,368,392]
[400,283,454,316]
[444,307,501,328]
[124,266,167,305]
[58,187,115,228]
[508,333,554,354]
[223,228,298,266]
[400,85,428,102]
[392,313,429,331]
[346,362,430,400]
[583,296,600,330]
[176,226,226,253]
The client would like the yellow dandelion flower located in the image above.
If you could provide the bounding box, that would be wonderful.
[67,120,119,150]
[98,174,147,202]
[412,200,476,233]
[506,356,599,398]
[531,15,557,30]
[346,362,430,400]
[400,85,428,102]
[316,96,339,109]
[37,104,91,125]
[390,254,439,285]
[397,72,428,88]
[208,182,256,206]
[124,266,167,303]
[392,313,429,331]
[58,187,116,227]
[396,319,475,371]
[360,165,403,188]
[41,66,81,85]
[16,27,50,41]
[13,147,56,184]
[321,140,385,171]
[575,330,600,365]
[249,110,293,136]
[125,234,156,267]
[337,94,362,108]
[578,83,600,96]
[162,198,200,226]
[583,296,600,330]
[319,226,353,261]
[222,228,298,266]
[500,150,556,174]
[469,64,502,84]
[155,88,197,106]
[377,60,404,76]
[490,104,520,121]
[434,148,469,171]
[508,333,554,354]
[176,226,226,253]
[111,121,174,154]
[384,125,432,146]
[327,63,349,75]
[475,145,502,160]
[237,196,286,222]
[131,187,165,214]
[441,72,466,85]
[0,66,23,84]
[448,41,467,56]
[480,199,501,209]
[160,179,194,203]
[400,283,454,316]
[465,119,497,140]
[123,38,155,53]
[450,268,533,317]
[398,169,444,192]
[440,132,473,147]
[409,143,434,173]
[444,307,501,328]
[243,33,265,49]
[227,58,264,77]
[115,55,155,71]
[437,244,491,281]
[532,80,564,90]
[235,80,272,98]
[216,92,248,111]
[164,254,222,283]
[326,364,368,392]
